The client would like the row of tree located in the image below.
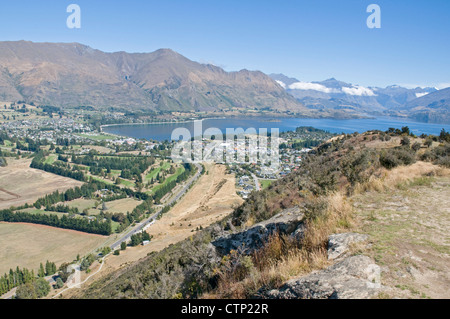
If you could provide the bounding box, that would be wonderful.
[130,231,152,247]
[0,209,112,235]
[0,260,56,296]
[152,163,195,203]
[31,151,86,181]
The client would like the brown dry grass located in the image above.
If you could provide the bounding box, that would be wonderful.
[207,191,354,299]
[62,163,243,298]
[354,161,450,194]
[0,222,106,274]
[0,158,83,210]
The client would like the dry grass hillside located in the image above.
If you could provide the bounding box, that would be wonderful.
[0,41,306,114]
[76,129,450,299]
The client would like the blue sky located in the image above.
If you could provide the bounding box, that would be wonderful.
[0,0,449,88]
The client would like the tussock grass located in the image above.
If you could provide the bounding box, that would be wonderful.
[208,191,353,299]
[354,161,450,194]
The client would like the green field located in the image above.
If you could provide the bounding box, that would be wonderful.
[66,198,98,211]
[150,166,186,194]
[260,179,274,190]
[119,179,135,188]
[145,161,171,181]
[102,198,142,214]
[43,154,57,164]
[89,175,114,185]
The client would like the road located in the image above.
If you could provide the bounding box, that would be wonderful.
[1,163,203,299]
[251,173,260,191]
[109,163,203,250]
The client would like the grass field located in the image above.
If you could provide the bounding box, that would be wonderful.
[0,222,107,274]
[119,179,135,188]
[103,198,142,214]
[145,161,171,181]
[65,197,142,216]
[66,198,98,212]
[89,175,114,185]
[43,154,57,164]
[0,158,83,210]
[149,166,185,194]
[260,179,274,189]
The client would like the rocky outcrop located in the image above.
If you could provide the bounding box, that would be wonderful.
[327,232,369,260]
[212,207,304,255]
[265,255,382,299]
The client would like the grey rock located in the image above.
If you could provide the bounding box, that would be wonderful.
[265,255,382,299]
[212,206,304,255]
[406,266,421,279]
[327,233,369,260]
[291,223,307,241]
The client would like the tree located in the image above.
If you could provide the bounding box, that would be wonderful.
[38,263,45,278]
[101,246,111,256]
[15,278,50,299]
[15,282,37,299]
[130,233,142,246]
[45,261,57,276]
[121,241,127,250]
[55,277,64,289]
[34,278,50,298]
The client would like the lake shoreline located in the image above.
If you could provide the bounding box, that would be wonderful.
[102,116,450,142]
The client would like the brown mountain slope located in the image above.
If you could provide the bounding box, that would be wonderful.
[0,41,307,114]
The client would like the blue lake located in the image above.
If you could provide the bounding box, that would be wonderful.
[102,117,450,141]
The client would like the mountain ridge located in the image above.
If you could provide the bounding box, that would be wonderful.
[0,41,308,115]
[271,73,449,123]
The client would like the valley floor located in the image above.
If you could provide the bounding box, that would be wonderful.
[55,163,243,299]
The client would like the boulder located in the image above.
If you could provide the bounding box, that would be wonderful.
[265,255,382,299]
[212,206,304,255]
[327,232,369,260]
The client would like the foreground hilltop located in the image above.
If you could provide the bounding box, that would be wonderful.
[75,129,450,299]
[0,41,307,115]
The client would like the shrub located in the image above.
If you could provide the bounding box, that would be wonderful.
[421,143,450,167]
[400,136,411,147]
[412,142,422,152]
[380,147,416,169]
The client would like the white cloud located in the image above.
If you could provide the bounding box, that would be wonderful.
[288,81,339,93]
[415,92,429,98]
[436,83,450,90]
[342,86,376,96]
[400,83,450,90]
[275,80,286,89]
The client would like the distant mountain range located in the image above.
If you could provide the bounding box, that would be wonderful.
[0,41,448,123]
[0,41,308,115]
[270,74,450,124]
